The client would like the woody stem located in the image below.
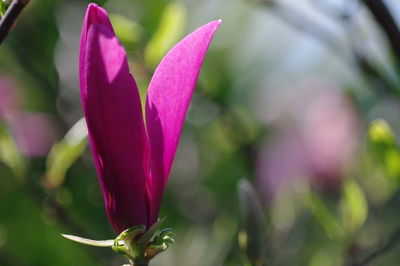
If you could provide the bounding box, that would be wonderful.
[0,0,30,44]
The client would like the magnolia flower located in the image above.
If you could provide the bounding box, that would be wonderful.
[80,4,220,233]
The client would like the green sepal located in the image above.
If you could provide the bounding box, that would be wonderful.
[144,228,175,261]
[61,234,114,247]
[137,217,166,245]
[61,218,175,264]
[149,228,175,251]
[112,225,146,259]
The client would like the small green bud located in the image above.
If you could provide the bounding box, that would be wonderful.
[62,218,175,265]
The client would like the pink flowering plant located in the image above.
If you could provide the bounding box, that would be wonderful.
[62,3,220,265]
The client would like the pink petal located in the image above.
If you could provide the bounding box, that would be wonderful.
[80,4,113,103]
[79,4,150,233]
[145,21,221,223]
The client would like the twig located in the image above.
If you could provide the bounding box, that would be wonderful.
[0,0,30,44]
[352,225,400,266]
[355,55,396,97]
[362,0,400,66]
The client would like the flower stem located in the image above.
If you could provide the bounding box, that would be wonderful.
[131,258,149,266]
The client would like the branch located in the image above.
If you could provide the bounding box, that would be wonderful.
[351,44,400,98]
[362,0,400,66]
[0,0,30,44]
[255,0,350,63]
[352,225,400,266]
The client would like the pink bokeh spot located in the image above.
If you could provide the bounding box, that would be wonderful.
[0,77,59,157]
[256,80,361,200]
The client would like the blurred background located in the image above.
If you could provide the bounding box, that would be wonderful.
[1,0,400,265]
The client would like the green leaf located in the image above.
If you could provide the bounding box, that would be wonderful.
[0,0,11,17]
[144,1,186,67]
[44,118,87,189]
[0,124,26,180]
[306,189,343,240]
[238,179,266,265]
[339,179,368,236]
[367,119,400,184]
[368,119,396,145]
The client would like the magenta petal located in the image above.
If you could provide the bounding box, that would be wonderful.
[145,21,221,223]
[80,4,114,101]
[79,5,150,233]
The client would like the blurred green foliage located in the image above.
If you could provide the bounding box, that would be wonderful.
[110,13,142,47]
[144,1,186,67]
[339,179,368,238]
[368,119,400,184]
[0,124,25,180]
[45,118,87,189]
[306,189,343,241]
[0,0,11,17]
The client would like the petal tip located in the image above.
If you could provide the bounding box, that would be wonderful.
[85,3,110,27]
[86,3,101,17]
[87,3,100,9]
[204,19,222,33]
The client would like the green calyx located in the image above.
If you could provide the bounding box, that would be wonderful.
[62,218,174,265]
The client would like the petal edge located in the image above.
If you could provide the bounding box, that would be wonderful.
[145,20,221,224]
